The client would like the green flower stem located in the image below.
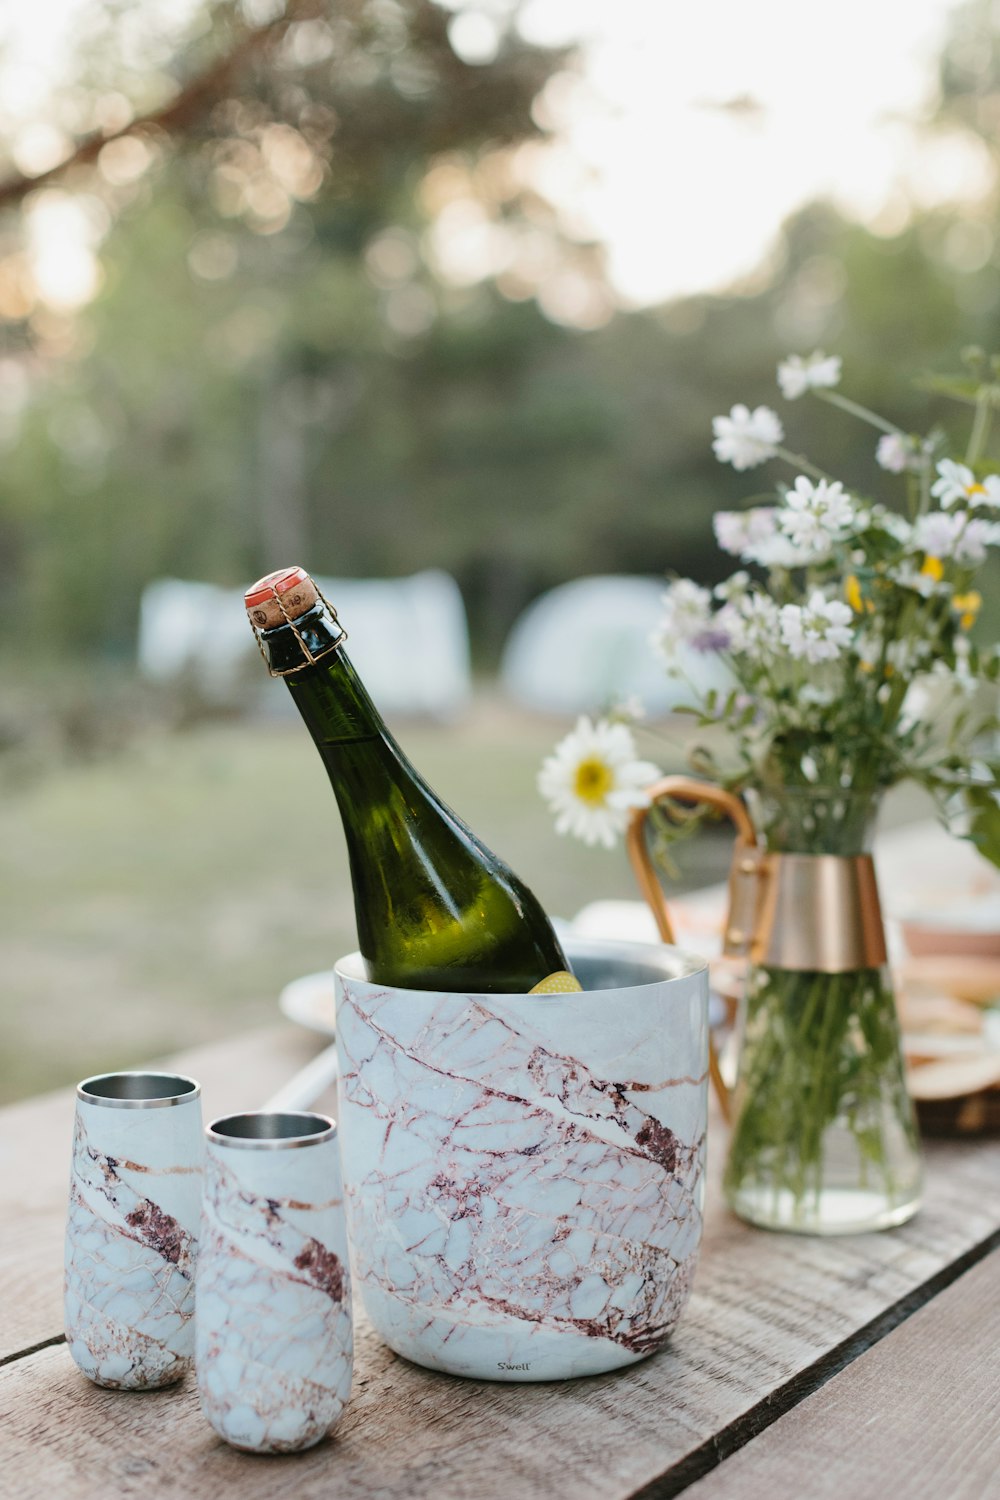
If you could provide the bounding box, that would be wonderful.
[723,963,916,1230]
[814,388,902,436]
[772,445,832,482]
[919,447,932,514]
[905,470,921,521]
[965,390,993,467]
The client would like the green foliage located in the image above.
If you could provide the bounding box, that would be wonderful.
[966,777,1000,865]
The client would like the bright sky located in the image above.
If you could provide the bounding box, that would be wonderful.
[506,0,987,305]
[0,0,990,311]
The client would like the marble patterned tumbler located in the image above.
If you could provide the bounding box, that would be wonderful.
[195,1112,353,1455]
[64,1071,203,1390]
[335,935,709,1382]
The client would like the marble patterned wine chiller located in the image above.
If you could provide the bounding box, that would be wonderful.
[334,935,709,1382]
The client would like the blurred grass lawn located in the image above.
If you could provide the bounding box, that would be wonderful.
[2,697,739,1105]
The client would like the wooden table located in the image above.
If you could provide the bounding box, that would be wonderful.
[3,1021,1000,1500]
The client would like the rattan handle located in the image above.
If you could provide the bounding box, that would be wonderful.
[626,776,757,1122]
[626,776,756,942]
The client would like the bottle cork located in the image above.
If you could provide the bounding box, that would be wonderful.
[244,566,319,630]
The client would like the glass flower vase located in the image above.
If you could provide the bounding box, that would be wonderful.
[723,786,922,1235]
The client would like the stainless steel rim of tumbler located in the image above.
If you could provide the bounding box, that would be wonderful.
[206,1111,338,1150]
[76,1072,201,1108]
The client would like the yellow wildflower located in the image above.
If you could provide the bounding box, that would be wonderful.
[921,556,944,582]
[952,591,982,630]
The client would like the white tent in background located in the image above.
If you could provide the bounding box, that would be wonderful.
[500,575,734,717]
[138,569,471,720]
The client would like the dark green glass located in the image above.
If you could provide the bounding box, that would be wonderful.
[259,601,570,993]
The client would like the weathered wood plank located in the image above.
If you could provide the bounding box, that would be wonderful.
[682,1248,1000,1500]
[5,1221,1000,1500]
[0,1026,325,1364]
[3,1024,1000,1498]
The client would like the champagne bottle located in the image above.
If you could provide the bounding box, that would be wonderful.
[245,567,576,994]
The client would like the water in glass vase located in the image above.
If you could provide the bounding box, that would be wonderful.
[723,785,922,1235]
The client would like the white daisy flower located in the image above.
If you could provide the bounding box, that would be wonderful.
[874,432,931,475]
[915,510,962,559]
[655,579,712,638]
[713,507,780,559]
[931,459,1000,510]
[713,569,751,602]
[713,511,751,556]
[779,591,854,664]
[915,511,992,565]
[538,717,660,850]
[889,563,949,599]
[777,351,842,400]
[653,576,716,648]
[876,433,909,473]
[611,694,647,723]
[868,505,914,544]
[716,505,820,567]
[712,404,784,471]
[956,518,994,562]
[980,477,1000,509]
[725,591,781,654]
[744,531,823,569]
[652,580,734,660]
[931,459,975,507]
[779,476,855,552]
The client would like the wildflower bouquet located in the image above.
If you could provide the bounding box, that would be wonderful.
[540,348,1000,1233]
[663,351,1000,852]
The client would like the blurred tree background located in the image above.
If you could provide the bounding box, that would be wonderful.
[2,0,1000,1099]
[2,0,999,698]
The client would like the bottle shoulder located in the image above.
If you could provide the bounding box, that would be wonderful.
[328,740,567,988]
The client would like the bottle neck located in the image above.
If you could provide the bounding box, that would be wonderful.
[275,612,476,920]
[256,599,345,677]
[256,600,378,737]
[262,602,426,808]
[280,638,390,751]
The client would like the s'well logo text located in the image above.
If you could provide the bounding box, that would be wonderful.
[498,1362,530,1372]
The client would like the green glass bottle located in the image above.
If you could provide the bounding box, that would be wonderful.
[245,567,573,994]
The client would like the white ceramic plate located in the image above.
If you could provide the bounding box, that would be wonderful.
[279,970,337,1037]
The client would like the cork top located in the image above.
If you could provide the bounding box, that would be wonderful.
[244,566,319,630]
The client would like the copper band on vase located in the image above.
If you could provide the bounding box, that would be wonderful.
[724,850,887,973]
